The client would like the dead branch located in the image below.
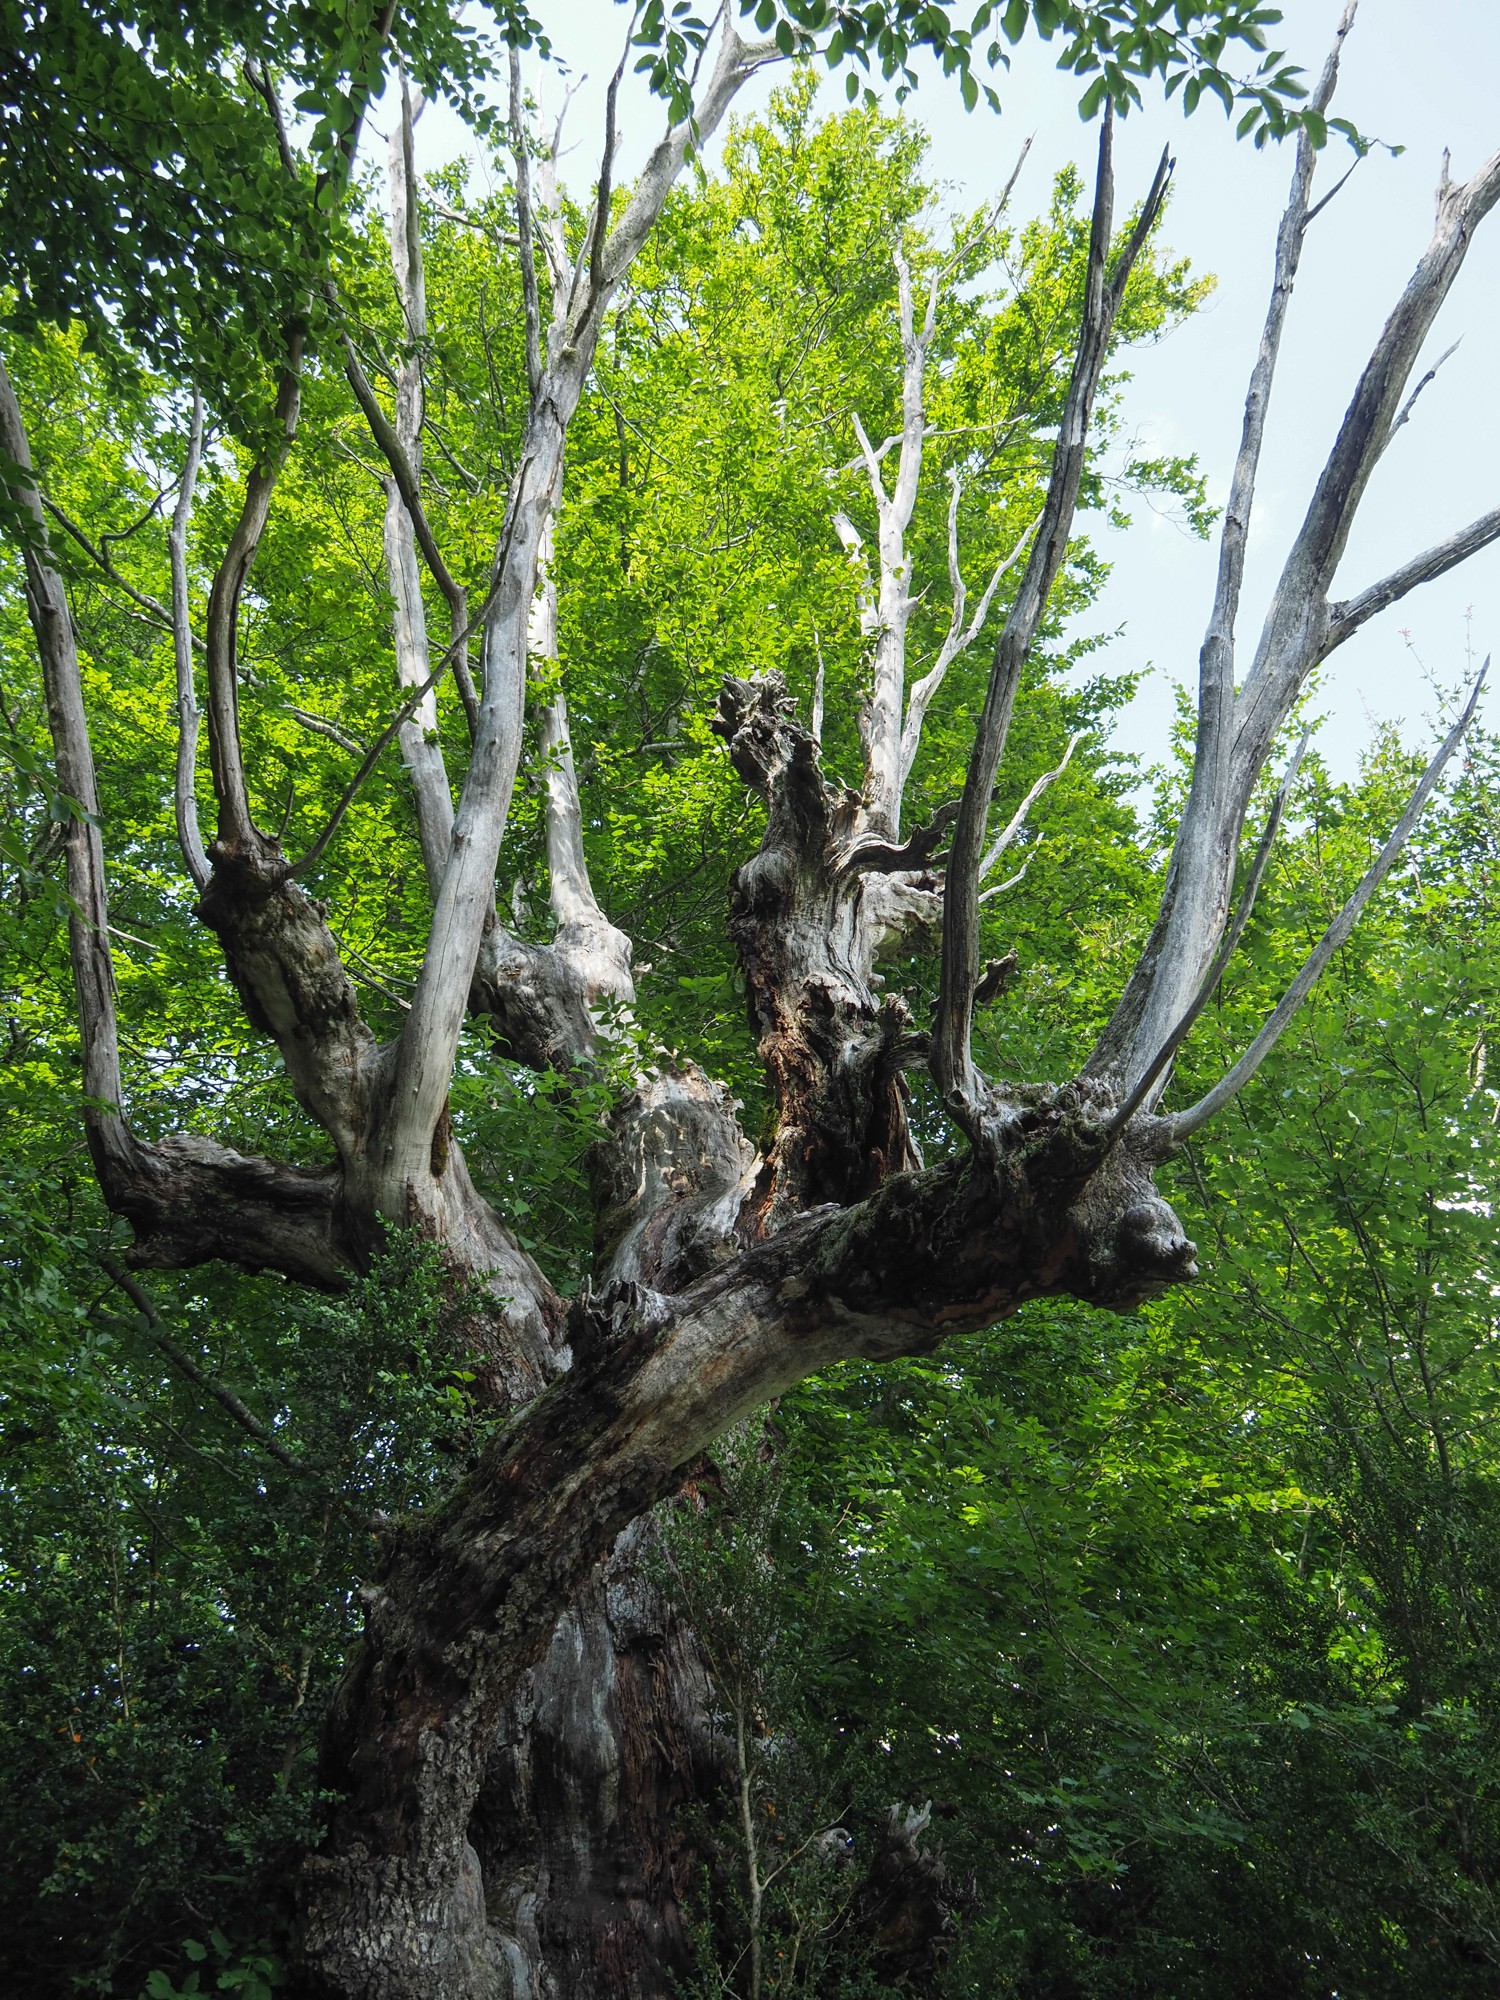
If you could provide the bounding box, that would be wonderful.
[1166,668,1486,1141]
[1089,0,1500,1101]
[1105,729,1310,1141]
[933,112,1173,1119]
[1324,506,1500,654]
[978,729,1082,882]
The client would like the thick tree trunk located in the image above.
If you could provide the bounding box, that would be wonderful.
[472,1526,720,1999]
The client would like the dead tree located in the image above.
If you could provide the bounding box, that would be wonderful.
[6,4,1500,1994]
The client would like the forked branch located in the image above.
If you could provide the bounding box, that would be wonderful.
[843,141,1032,837]
[1165,667,1486,1142]
[384,16,777,1180]
[900,496,1038,788]
[1105,729,1310,1141]
[1090,1,1500,1096]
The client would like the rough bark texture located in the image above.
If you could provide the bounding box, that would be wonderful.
[471,1532,721,1999]
[716,672,940,1233]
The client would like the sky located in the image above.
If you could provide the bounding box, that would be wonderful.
[392,0,1500,782]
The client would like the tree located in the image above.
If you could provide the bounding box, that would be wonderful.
[3,1,1499,1994]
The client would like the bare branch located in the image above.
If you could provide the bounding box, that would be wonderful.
[1091,14,1500,1097]
[377,69,459,891]
[290,575,499,879]
[1302,149,1362,228]
[204,347,304,847]
[597,24,778,298]
[926,134,1033,326]
[1193,2,1356,810]
[519,491,636,1049]
[858,241,937,836]
[978,730,1082,880]
[338,331,478,742]
[932,114,1173,1118]
[1237,143,1500,753]
[0,354,129,1184]
[323,79,480,756]
[977,849,1036,903]
[536,77,581,288]
[847,409,889,504]
[510,47,544,404]
[1104,729,1310,1142]
[385,16,778,1181]
[1166,669,1485,1143]
[203,12,398,850]
[588,7,640,304]
[1383,335,1459,448]
[1324,505,1500,654]
[170,393,209,891]
[528,519,600,926]
[900,502,1038,786]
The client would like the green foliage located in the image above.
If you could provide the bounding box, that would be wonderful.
[0,1226,485,1994]
[752,729,1500,1997]
[0,0,543,431]
[140,1931,282,2000]
[655,1433,897,1997]
[701,1,1319,143]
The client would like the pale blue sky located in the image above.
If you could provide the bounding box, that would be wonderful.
[398,0,1500,782]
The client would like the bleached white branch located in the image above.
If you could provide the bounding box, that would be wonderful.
[1089,0,1500,1100]
[977,848,1036,903]
[383,71,458,896]
[900,498,1038,785]
[1105,729,1310,1142]
[387,14,778,1175]
[934,112,1174,1113]
[979,731,1082,880]
[1165,666,1486,1142]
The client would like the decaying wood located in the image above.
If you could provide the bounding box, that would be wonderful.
[9,4,1500,1992]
